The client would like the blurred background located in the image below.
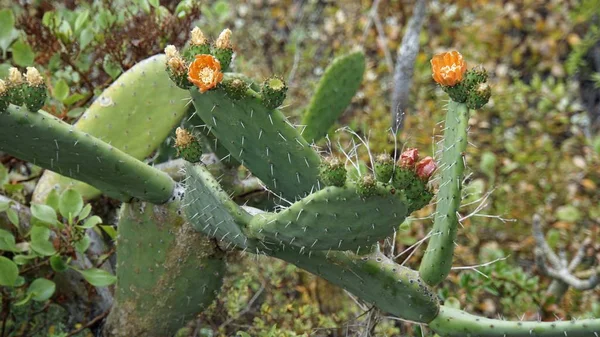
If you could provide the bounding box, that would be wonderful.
[0,0,599,336]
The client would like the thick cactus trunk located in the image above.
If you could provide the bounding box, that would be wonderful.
[103,200,225,337]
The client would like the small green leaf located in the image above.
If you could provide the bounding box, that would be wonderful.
[74,10,90,33]
[79,215,102,229]
[13,254,37,265]
[0,256,19,286]
[0,9,17,53]
[6,207,19,227]
[74,234,91,253]
[11,39,35,67]
[148,0,160,8]
[0,199,9,212]
[30,239,56,256]
[28,278,56,301]
[78,204,92,221]
[63,93,86,106]
[0,229,19,252]
[75,268,116,287]
[67,107,86,118]
[103,55,122,79]
[45,189,60,211]
[31,203,58,226]
[59,189,83,219]
[100,225,117,240]
[50,255,68,272]
[79,27,94,50]
[53,79,69,102]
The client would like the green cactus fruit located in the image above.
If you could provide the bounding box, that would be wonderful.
[221,77,248,100]
[166,57,192,89]
[23,67,47,112]
[429,306,600,337]
[184,163,257,249]
[0,80,9,112]
[392,168,417,190]
[213,29,233,71]
[260,76,288,110]
[33,54,189,202]
[6,67,25,107]
[319,157,346,187]
[175,127,203,163]
[183,27,211,62]
[271,249,439,323]
[419,101,469,286]
[301,50,365,143]
[189,87,321,200]
[442,82,469,103]
[356,174,379,197]
[466,82,491,110]
[374,153,394,183]
[0,105,175,203]
[247,182,407,251]
[463,65,488,90]
[104,199,225,337]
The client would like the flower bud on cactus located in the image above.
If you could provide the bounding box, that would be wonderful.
[183,27,211,62]
[319,157,346,187]
[222,78,248,100]
[175,127,203,163]
[165,45,191,89]
[213,28,233,71]
[261,76,287,110]
[374,153,394,183]
[6,67,25,107]
[23,67,47,112]
[356,174,377,197]
[398,148,419,169]
[0,80,9,111]
[415,156,437,181]
[466,82,491,110]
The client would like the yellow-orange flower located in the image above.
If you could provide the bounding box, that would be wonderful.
[431,51,467,87]
[188,55,224,93]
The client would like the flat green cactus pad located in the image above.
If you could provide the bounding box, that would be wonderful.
[247,182,408,251]
[272,249,439,323]
[34,54,189,202]
[105,200,225,337]
[183,163,256,249]
[0,106,174,203]
[301,51,365,143]
[189,87,321,201]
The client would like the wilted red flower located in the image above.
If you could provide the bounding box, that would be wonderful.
[431,51,467,87]
[415,156,437,180]
[188,54,223,93]
[398,148,419,168]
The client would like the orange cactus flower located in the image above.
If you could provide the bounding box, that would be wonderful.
[431,51,467,87]
[188,55,224,93]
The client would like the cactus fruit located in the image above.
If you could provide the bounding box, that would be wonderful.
[260,76,288,110]
[374,153,394,183]
[0,80,8,111]
[165,45,192,89]
[33,54,190,202]
[183,27,211,62]
[319,156,347,187]
[0,105,175,203]
[466,82,491,110]
[175,127,203,163]
[189,87,321,200]
[213,28,233,71]
[22,67,47,112]
[6,67,26,107]
[301,51,366,142]
[221,77,249,100]
[419,100,469,286]
[104,199,225,337]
